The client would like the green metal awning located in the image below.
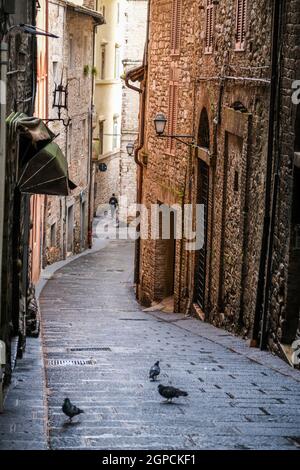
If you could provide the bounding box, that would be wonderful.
[6,112,76,196]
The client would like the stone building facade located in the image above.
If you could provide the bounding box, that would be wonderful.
[119,0,148,221]
[93,0,147,220]
[44,0,104,265]
[132,0,297,360]
[266,0,300,360]
[0,0,38,382]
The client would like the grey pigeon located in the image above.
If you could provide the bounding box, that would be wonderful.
[62,398,84,421]
[158,384,188,403]
[149,360,160,381]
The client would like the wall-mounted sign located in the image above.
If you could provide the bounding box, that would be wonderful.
[99,163,107,172]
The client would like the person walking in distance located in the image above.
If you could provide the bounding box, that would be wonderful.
[109,193,118,218]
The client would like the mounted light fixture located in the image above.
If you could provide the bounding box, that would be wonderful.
[154,112,202,149]
[126,142,134,156]
[53,83,68,112]
[45,76,71,127]
[153,113,167,136]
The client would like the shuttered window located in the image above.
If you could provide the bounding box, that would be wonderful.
[167,67,179,153]
[235,0,247,51]
[170,0,182,55]
[205,0,214,53]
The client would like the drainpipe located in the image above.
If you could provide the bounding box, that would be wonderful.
[252,0,283,349]
[87,23,97,249]
[0,40,8,329]
[129,0,151,289]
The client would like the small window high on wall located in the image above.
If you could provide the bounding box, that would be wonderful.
[235,0,248,51]
[205,0,214,54]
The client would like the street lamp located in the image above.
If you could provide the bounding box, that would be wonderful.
[153,113,167,136]
[153,112,201,149]
[126,142,134,156]
[53,83,68,113]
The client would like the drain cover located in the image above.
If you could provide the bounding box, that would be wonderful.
[68,347,111,352]
[46,359,96,367]
[119,318,149,321]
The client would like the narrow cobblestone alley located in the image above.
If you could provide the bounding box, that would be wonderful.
[38,238,300,450]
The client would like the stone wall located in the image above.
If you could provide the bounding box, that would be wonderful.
[138,0,272,343]
[94,0,147,221]
[45,1,95,264]
[119,0,148,221]
[268,0,300,354]
[94,151,121,213]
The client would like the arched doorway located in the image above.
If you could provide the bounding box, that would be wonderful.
[194,108,210,311]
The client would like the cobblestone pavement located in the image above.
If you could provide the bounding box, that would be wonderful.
[0,337,47,449]
[38,237,300,450]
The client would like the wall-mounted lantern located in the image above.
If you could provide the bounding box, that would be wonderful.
[126,142,134,156]
[153,112,202,149]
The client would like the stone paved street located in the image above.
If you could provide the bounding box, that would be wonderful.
[39,237,300,450]
[1,235,300,450]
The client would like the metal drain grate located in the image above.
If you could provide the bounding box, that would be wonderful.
[68,347,111,352]
[119,318,149,321]
[46,359,96,367]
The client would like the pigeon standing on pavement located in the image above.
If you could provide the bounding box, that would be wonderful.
[158,384,188,403]
[62,398,84,421]
[149,360,160,381]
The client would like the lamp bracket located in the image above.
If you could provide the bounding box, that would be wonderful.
[158,134,202,149]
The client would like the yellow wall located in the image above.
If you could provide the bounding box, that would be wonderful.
[94,0,123,155]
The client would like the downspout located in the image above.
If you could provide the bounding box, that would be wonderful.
[87,22,98,249]
[252,0,283,349]
[131,0,151,289]
[42,0,49,269]
[0,40,8,329]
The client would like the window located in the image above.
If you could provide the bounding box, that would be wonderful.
[50,223,56,247]
[117,3,120,23]
[99,120,104,155]
[205,0,214,54]
[69,34,74,69]
[167,68,179,153]
[113,117,118,149]
[198,108,210,148]
[101,44,106,80]
[235,0,247,51]
[170,0,182,55]
[102,5,105,18]
[114,45,120,79]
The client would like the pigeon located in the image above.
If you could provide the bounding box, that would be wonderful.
[149,360,160,381]
[158,384,188,403]
[62,398,84,421]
